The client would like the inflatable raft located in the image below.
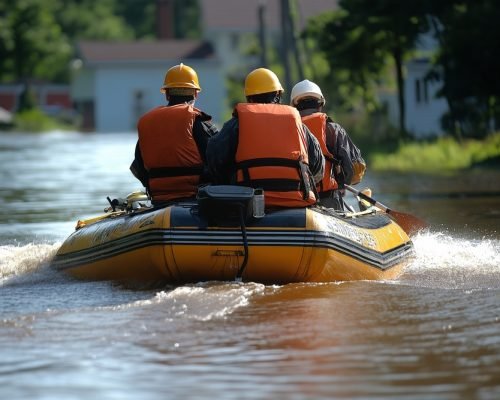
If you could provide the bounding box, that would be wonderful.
[52,186,414,284]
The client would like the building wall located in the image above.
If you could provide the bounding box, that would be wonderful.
[0,84,71,113]
[405,60,448,138]
[71,69,95,101]
[90,61,225,133]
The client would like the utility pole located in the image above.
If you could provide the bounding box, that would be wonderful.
[258,1,268,67]
[280,0,292,100]
[288,0,304,81]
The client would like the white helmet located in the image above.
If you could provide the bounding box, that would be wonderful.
[290,79,325,106]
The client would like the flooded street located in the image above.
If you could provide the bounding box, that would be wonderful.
[1,131,499,399]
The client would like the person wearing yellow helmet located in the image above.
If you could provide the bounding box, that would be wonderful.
[130,63,219,204]
[290,79,366,211]
[206,68,324,208]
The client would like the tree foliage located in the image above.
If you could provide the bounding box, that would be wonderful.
[0,0,200,84]
[0,0,71,82]
[305,0,500,138]
[305,0,431,137]
[430,0,500,138]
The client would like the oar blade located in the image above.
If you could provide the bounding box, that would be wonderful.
[387,210,428,236]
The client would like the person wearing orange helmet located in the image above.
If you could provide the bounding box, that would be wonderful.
[290,79,366,210]
[130,63,219,204]
[206,68,324,208]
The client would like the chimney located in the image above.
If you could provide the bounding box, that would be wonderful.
[156,0,174,39]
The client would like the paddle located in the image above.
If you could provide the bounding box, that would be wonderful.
[344,184,428,236]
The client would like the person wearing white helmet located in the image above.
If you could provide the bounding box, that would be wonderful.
[130,63,219,204]
[291,79,366,211]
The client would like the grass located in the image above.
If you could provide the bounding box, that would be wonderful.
[369,133,500,173]
[10,108,76,132]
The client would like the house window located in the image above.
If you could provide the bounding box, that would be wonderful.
[416,78,430,104]
[133,90,145,123]
[230,33,240,50]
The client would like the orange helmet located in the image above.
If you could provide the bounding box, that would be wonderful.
[160,63,201,93]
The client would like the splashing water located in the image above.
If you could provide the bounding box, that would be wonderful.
[398,231,500,289]
[1,233,499,291]
[0,243,60,283]
[100,282,268,321]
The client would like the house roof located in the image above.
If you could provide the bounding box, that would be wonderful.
[78,40,215,64]
[200,0,337,32]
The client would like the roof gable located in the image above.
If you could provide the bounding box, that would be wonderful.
[78,40,214,64]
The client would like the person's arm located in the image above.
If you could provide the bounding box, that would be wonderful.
[206,117,239,184]
[192,113,219,163]
[129,141,149,188]
[303,124,325,184]
[328,122,365,186]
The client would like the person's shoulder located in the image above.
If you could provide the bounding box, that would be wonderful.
[196,110,213,122]
[141,105,165,117]
[327,119,347,134]
[221,115,239,130]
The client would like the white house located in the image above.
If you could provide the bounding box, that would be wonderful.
[404,58,448,137]
[69,1,448,136]
[69,0,337,132]
[71,40,224,132]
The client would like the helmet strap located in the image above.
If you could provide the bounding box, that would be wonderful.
[296,98,323,111]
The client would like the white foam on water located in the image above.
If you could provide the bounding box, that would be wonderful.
[0,243,61,283]
[397,231,500,289]
[107,282,267,321]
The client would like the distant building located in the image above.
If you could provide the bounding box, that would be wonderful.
[200,0,338,85]
[71,40,223,132]
[68,0,448,136]
[0,83,72,116]
[404,58,448,137]
[383,31,449,138]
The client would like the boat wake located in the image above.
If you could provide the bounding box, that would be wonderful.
[0,243,61,284]
[397,231,500,290]
[2,232,499,293]
[99,282,269,321]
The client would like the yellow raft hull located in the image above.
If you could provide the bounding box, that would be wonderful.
[52,203,413,284]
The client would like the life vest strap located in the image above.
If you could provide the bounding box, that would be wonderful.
[235,157,312,200]
[148,165,204,178]
[238,178,302,192]
[235,157,302,169]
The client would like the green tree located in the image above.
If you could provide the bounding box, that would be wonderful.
[304,10,387,112]
[430,0,500,138]
[53,0,134,41]
[306,0,431,137]
[173,0,201,39]
[0,0,71,84]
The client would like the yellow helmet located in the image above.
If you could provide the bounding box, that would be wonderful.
[244,68,284,97]
[160,63,201,93]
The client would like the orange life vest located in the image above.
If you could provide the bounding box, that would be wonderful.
[235,103,316,208]
[138,104,203,201]
[301,112,338,193]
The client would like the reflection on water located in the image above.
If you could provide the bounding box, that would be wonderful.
[1,131,500,400]
[0,131,139,244]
